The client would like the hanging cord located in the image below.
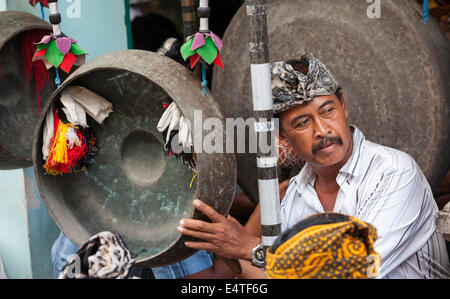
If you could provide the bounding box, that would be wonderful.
[201,61,207,95]
[40,2,45,20]
[423,0,429,24]
[54,68,61,87]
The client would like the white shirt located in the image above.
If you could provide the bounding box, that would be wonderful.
[280,126,450,279]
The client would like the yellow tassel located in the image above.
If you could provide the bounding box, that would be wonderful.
[44,120,72,175]
[53,123,70,164]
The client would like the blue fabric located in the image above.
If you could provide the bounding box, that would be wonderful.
[151,250,214,279]
[51,233,214,279]
[51,232,79,279]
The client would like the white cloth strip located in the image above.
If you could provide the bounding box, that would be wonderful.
[257,157,278,168]
[250,63,273,111]
[42,108,54,160]
[62,86,113,125]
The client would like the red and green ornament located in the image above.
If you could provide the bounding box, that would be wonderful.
[32,34,87,74]
[181,32,223,70]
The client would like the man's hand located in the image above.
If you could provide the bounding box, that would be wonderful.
[177,199,260,261]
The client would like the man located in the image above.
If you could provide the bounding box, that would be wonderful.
[178,53,450,278]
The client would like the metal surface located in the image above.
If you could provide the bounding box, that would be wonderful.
[32,50,236,267]
[212,0,450,202]
[0,11,55,169]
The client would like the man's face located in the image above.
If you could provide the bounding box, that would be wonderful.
[279,94,353,169]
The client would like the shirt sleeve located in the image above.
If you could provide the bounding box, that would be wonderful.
[355,152,438,278]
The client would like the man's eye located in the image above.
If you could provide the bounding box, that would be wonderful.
[324,107,334,114]
[296,119,309,127]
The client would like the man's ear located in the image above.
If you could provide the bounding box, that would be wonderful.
[278,128,289,146]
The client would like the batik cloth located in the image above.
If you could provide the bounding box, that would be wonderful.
[265,213,380,279]
[58,231,138,279]
[271,53,339,114]
[52,232,214,279]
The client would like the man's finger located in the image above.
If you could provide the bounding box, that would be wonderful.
[193,199,225,223]
[184,241,219,252]
[179,218,216,234]
[177,226,215,241]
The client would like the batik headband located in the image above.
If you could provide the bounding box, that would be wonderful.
[272,53,339,114]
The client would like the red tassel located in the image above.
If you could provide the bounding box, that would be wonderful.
[67,130,87,167]
[22,30,51,113]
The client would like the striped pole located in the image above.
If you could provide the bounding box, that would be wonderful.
[47,0,62,37]
[181,0,196,38]
[197,0,210,95]
[197,0,210,33]
[246,0,281,248]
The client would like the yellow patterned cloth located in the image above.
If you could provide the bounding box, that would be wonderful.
[265,213,381,279]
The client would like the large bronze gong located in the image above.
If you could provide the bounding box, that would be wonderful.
[0,11,55,169]
[212,0,450,202]
[33,50,236,267]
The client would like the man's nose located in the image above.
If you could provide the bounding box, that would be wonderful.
[313,118,330,139]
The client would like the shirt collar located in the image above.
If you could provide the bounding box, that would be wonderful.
[339,125,365,178]
[295,125,366,191]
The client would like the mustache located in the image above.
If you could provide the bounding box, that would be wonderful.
[312,136,343,154]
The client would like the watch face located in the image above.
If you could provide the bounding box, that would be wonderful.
[256,249,265,262]
[251,243,266,267]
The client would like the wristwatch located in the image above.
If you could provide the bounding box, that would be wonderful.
[251,241,266,268]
